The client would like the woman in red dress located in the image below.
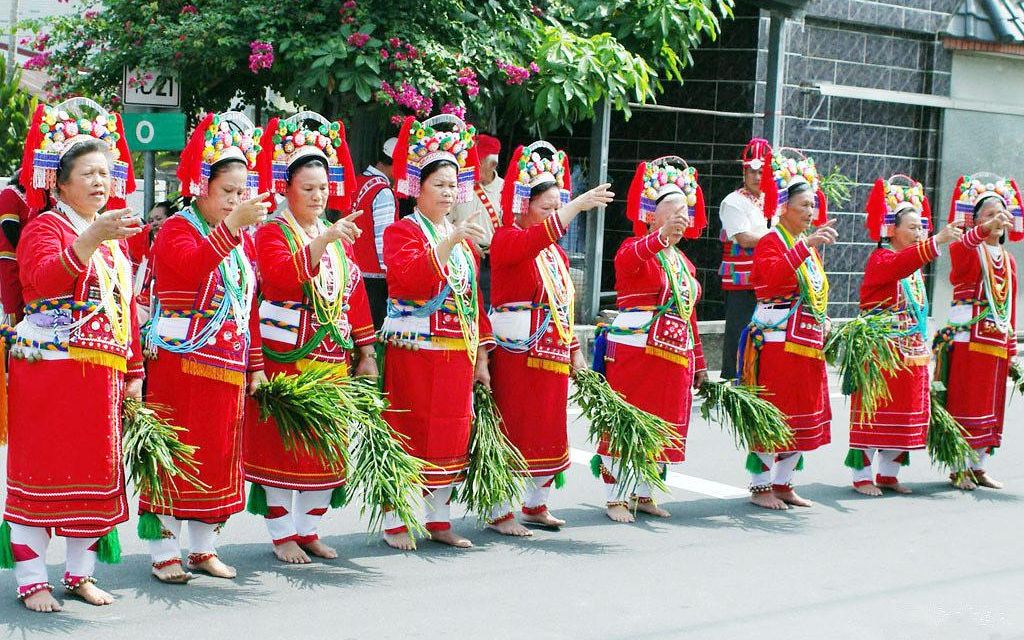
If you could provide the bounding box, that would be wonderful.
[846,176,961,495]
[486,141,613,535]
[379,115,492,550]
[3,99,142,611]
[245,113,374,563]
[939,174,1019,490]
[595,157,708,523]
[742,149,837,510]
[140,112,270,582]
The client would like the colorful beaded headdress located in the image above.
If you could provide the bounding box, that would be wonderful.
[948,172,1023,242]
[625,156,706,239]
[742,137,770,170]
[499,141,572,225]
[177,111,263,199]
[20,97,135,210]
[392,114,478,202]
[759,146,828,225]
[865,174,932,241]
[257,111,357,212]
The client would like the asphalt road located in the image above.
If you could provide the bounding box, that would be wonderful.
[2,374,1022,640]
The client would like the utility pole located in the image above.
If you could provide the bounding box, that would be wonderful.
[6,0,20,79]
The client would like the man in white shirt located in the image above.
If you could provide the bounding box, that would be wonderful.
[449,133,504,306]
[353,136,398,328]
[717,137,771,379]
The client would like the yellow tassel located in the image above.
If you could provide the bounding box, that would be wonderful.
[643,346,690,367]
[740,334,758,387]
[902,354,931,367]
[428,336,470,352]
[0,341,8,446]
[784,342,825,360]
[296,358,349,378]
[526,357,570,375]
[67,346,127,373]
[969,343,1008,359]
[180,358,245,386]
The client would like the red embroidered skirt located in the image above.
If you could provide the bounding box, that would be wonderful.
[383,346,473,487]
[490,349,571,476]
[4,359,128,537]
[599,342,694,464]
[139,352,246,521]
[849,362,929,450]
[944,342,1009,449]
[243,358,349,491]
[755,342,831,453]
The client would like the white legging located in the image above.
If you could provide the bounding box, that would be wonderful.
[8,523,98,594]
[749,452,802,489]
[259,486,333,545]
[599,455,668,502]
[850,448,907,485]
[148,516,223,565]
[488,474,556,521]
[382,484,455,535]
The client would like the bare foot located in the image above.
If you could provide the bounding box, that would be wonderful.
[750,492,789,510]
[631,499,671,517]
[429,528,473,548]
[853,483,883,496]
[975,473,1004,489]
[488,517,533,537]
[68,582,114,606]
[879,482,913,495]
[522,510,566,528]
[301,539,339,559]
[152,562,193,584]
[774,488,813,507]
[606,503,635,523]
[22,590,61,613]
[273,540,311,564]
[952,474,977,490]
[188,555,236,579]
[383,530,416,551]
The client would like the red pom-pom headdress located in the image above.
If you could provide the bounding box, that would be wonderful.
[625,156,706,239]
[19,97,136,211]
[947,172,1024,242]
[392,114,478,202]
[177,111,263,200]
[864,174,931,242]
[499,140,572,226]
[759,146,828,226]
[256,111,357,213]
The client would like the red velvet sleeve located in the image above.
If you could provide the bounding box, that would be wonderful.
[16,215,85,300]
[254,221,320,292]
[382,219,446,295]
[1010,254,1019,358]
[489,215,566,270]
[861,238,938,289]
[244,236,263,373]
[948,238,980,291]
[125,260,145,380]
[346,247,376,348]
[615,231,668,276]
[751,232,812,299]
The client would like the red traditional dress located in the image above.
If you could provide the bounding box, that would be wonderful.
[0,183,32,319]
[2,99,139,599]
[941,227,1018,461]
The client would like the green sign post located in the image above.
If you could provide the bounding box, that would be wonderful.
[121,111,186,151]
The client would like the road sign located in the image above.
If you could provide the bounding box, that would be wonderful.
[121,111,186,151]
[122,68,180,107]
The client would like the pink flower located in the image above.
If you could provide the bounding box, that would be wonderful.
[457,67,480,97]
[346,32,369,48]
[378,81,434,116]
[24,51,52,70]
[180,4,197,14]
[83,9,99,20]
[248,40,274,74]
[388,37,401,48]
[379,48,389,60]
[343,0,357,8]
[390,115,404,125]
[529,62,540,73]
[441,102,466,120]
[497,60,535,85]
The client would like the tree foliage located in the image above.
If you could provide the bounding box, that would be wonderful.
[0,64,38,174]
[24,0,734,132]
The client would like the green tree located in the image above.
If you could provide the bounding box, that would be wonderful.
[24,0,733,132]
[0,64,38,174]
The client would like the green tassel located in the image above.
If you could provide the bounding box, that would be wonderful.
[246,482,269,516]
[96,528,121,564]
[794,454,804,471]
[659,464,668,481]
[137,512,164,541]
[448,484,458,502]
[0,521,14,569]
[330,485,347,509]
[897,451,910,467]
[553,471,566,489]
[745,452,766,474]
[589,454,602,479]
[844,448,867,470]
[374,341,387,392]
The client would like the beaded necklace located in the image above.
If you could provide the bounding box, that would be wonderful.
[55,201,133,346]
[899,269,929,339]
[183,206,254,327]
[656,247,698,322]
[535,244,575,345]
[979,243,1013,333]
[774,223,829,321]
[282,209,349,324]
[413,210,480,363]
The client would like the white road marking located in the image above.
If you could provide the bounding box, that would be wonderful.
[568,448,749,500]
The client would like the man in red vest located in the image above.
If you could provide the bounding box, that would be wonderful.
[449,133,503,306]
[717,137,770,379]
[353,136,398,328]
[0,168,33,322]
